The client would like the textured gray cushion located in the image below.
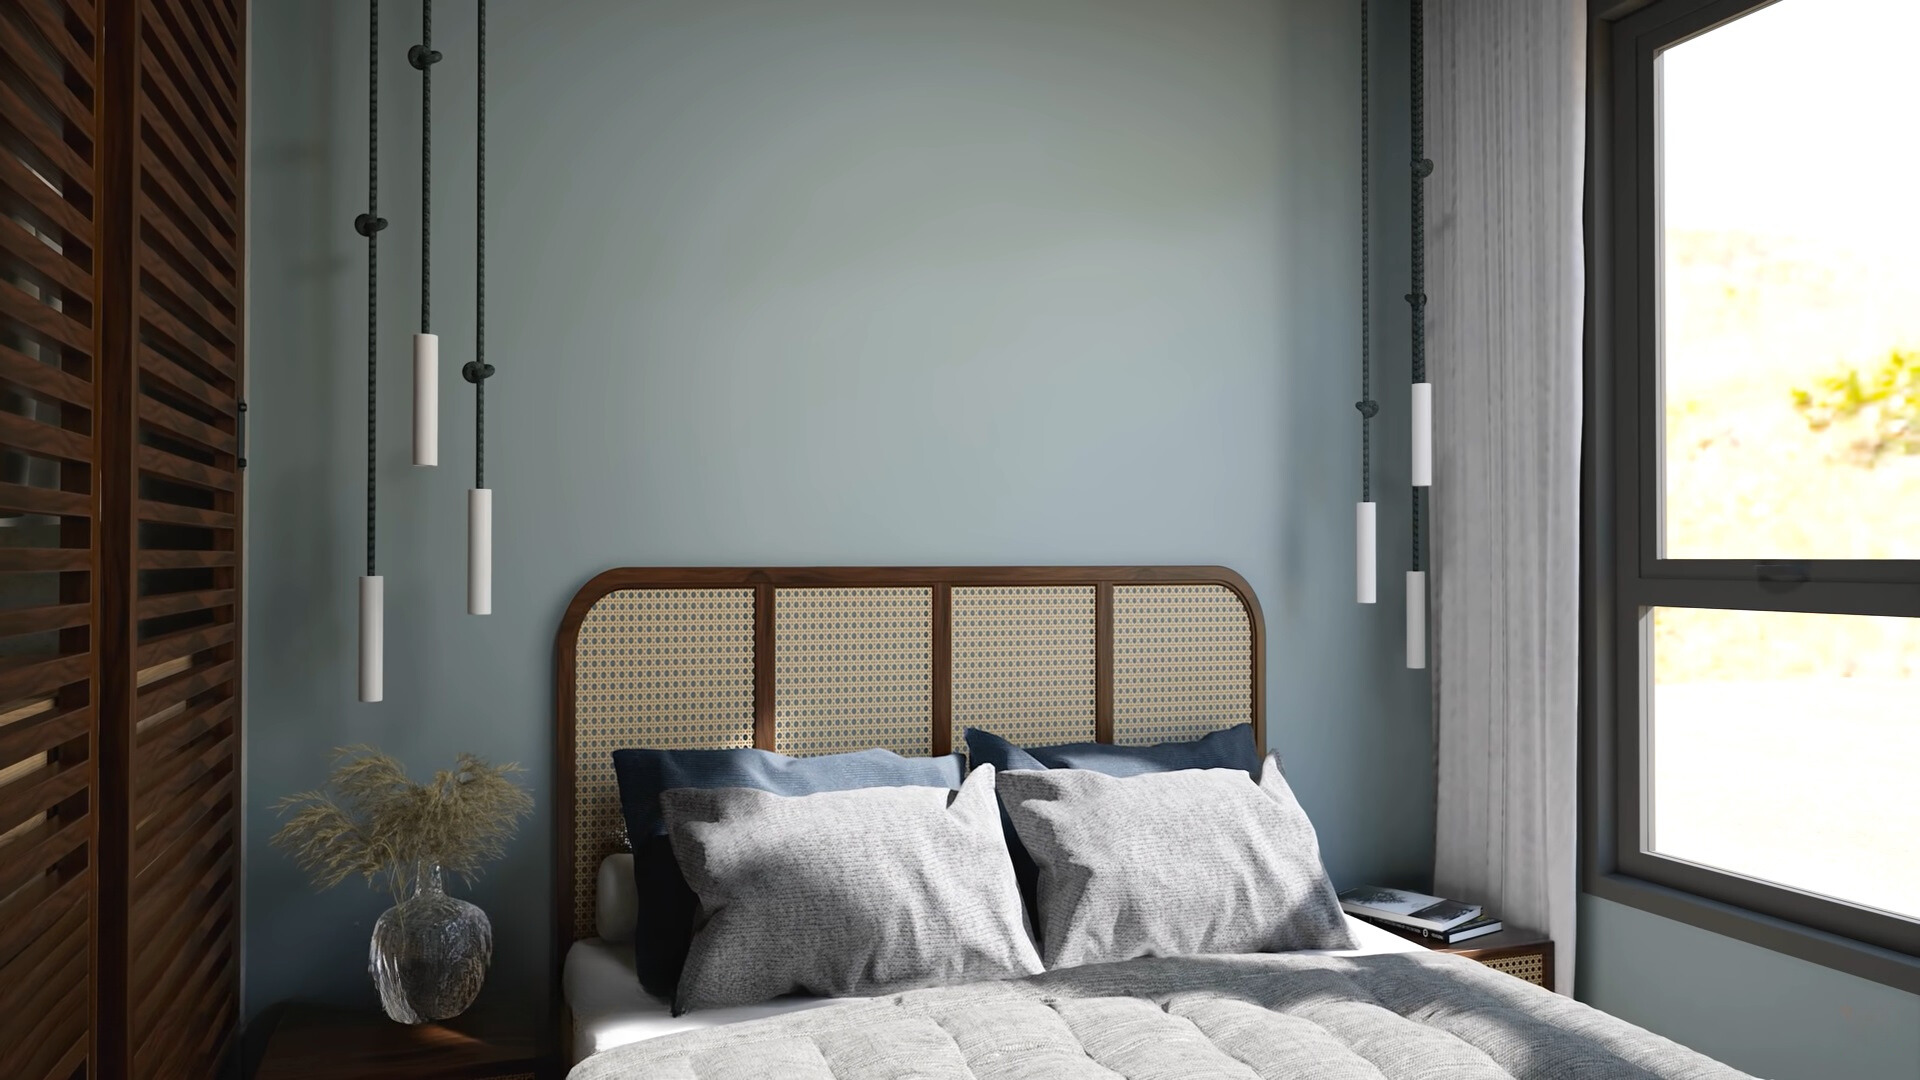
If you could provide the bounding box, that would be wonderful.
[614,746,967,998]
[662,765,1042,1014]
[999,753,1355,969]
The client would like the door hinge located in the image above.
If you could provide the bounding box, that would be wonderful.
[237,400,248,469]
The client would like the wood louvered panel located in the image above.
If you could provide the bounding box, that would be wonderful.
[0,0,246,1074]
[120,2,241,1077]
[0,0,98,1076]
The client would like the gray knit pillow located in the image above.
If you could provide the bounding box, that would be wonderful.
[998,753,1355,969]
[662,765,1042,1014]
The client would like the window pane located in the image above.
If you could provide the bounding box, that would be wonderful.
[1659,0,1920,559]
[1650,607,1920,918]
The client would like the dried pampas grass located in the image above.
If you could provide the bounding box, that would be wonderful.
[272,745,534,899]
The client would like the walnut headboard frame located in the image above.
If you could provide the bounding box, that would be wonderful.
[550,564,1265,984]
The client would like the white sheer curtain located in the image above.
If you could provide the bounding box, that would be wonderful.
[1427,0,1586,994]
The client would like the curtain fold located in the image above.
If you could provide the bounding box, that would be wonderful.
[1427,0,1586,995]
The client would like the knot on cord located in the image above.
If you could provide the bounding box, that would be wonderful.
[462,361,495,385]
[353,213,388,237]
[1355,399,1379,419]
[408,44,443,69]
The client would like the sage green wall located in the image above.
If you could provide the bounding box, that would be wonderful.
[243,0,1426,1026]
[1578,896,1920,1080]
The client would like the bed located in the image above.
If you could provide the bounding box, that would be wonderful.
[551,566,1753,1078]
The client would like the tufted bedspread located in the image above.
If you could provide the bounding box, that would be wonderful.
[567,950,1754,1079]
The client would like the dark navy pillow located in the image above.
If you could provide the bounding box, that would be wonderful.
[966,723,1263,777]
[612,746,966,999]
[963,723,1264,933]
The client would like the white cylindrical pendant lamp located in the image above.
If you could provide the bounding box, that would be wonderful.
[414,333,439,466]
[359,575,384,702]
[1410,381,1432,487]
[468,487,493,615]
[1406,570,1426,669]
[1356,502,1377,604]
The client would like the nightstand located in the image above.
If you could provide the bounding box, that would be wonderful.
[252,1004,551,1080]
[1417,926,1556,988]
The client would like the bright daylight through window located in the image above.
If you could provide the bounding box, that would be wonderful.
[1646,0,1920,935]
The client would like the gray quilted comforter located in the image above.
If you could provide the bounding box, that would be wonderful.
[569,951,1755,1079]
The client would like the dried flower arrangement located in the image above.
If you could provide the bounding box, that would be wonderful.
[272,746,534,899]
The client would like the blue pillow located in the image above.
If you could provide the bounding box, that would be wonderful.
[963,723,1264,933]
[612,746,966,999]
[965,723,1263,777]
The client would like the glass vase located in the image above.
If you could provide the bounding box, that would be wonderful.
[368,862,493,1024]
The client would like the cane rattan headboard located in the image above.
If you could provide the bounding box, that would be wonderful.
[551,566,1265,959]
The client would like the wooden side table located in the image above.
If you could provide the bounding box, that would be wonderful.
[252,1004,551,1080]
[1416,926,1556,989]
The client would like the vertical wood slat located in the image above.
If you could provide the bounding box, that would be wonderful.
[753,586,776,750]
[929,585,952,757]
[95,0,140,1075]
[1094,582,1115,743]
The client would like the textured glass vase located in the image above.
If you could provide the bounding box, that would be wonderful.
[369,862,493,1024]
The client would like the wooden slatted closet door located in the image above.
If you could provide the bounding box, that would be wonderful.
[105,0,245,1076]
[0,0,244,1074]
[0,0,102,1077]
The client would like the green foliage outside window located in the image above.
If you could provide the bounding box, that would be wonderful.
[1791,349,1920,463]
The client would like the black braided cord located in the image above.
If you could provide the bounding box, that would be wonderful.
[419,0,432,334]
[1357,0,1372,502]
[476,0,487,489]
[365,0,379,577]
[463,0,495,483]
[1408,0,1428,573]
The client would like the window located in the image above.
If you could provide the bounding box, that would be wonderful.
[1587,0,1920,991]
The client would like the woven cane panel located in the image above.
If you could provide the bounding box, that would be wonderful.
[951,587,1097,754]
[1480,952,1549,987]
[1111,585,1253,745]
[571,589,756,938]
[774,588,932,757]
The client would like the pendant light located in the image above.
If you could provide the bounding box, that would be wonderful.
[463,0,496,616]
[1354,0,1377,605]
[1407,0,1432,668]
[355,0,388,702]
[410,1,441,467]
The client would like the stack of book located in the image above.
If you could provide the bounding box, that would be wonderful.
[1337,885,1503,944]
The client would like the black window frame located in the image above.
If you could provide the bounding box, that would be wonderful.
[1583,0,1920,993]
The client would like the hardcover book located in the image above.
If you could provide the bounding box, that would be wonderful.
[1337,885,1483,932]
[1353,911,1504,944]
